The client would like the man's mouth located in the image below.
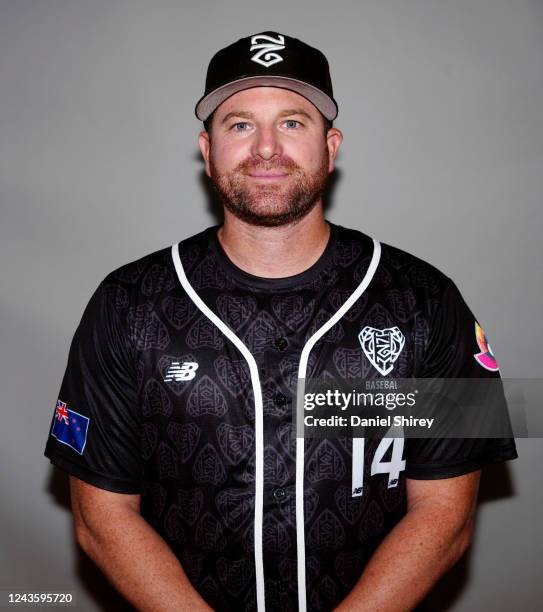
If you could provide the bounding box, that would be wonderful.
[247,171,289,179]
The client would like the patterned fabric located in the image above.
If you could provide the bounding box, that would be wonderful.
[44,223,517,611]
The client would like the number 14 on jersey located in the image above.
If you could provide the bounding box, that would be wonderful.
[352,429,406,497]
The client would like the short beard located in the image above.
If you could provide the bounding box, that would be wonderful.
[208,147,330,227]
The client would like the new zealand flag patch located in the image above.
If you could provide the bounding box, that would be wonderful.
[50,399,90,455]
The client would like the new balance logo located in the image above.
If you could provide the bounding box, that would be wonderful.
[250,34,285,68]
[164,361,199,382]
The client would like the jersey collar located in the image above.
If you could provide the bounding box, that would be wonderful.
[207,221,339,291]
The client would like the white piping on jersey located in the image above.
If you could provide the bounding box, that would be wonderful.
[295,238,381,612]
[171,237,381,612]
[171,244,267,612]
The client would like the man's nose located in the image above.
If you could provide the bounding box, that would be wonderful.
[251,125,282,160]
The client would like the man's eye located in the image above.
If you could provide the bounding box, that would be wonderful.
[232,122,250,131]
[284,119,301,129]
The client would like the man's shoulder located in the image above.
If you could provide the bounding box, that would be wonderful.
[99,227,214,297]
[335,223,453,297]
[379,238,451,291]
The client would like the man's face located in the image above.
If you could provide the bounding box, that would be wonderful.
[199,87,342,227]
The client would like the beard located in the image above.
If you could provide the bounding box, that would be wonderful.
[208,146,330,227]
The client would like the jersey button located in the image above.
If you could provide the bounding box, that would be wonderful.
[273,487,287,501]
[274,393,287,406]
[274,336,288,350]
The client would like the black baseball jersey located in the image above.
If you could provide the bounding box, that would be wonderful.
[44,223,517,611]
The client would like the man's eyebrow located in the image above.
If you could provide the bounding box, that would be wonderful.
[219,108,315,124]
[277,109,315,122]
[220,111,255,124]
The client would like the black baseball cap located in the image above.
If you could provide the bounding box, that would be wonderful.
[195,31,338,122]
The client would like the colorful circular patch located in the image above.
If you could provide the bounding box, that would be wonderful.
[474,321,499,371]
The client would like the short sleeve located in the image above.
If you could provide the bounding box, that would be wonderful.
[405,278,518,479]
[44,278,142,493]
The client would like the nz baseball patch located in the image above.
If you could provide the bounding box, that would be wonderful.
[359,326,405,375]
[50,399,90,455]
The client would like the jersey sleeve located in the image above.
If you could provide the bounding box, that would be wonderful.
[44,278,143,493]
[405,278,518,479]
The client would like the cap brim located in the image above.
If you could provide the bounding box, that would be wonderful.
[195,75,338,121]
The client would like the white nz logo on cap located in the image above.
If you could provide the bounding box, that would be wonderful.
[250,34,285,68]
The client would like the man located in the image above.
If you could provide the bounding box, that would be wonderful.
[44,32,517,611]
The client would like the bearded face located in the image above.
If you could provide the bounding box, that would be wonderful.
[208,139,331,228]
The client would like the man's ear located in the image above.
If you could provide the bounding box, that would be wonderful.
[326,127,343,173]
[198,130,211,177]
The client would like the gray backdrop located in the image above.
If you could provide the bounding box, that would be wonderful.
[1,0,542,610]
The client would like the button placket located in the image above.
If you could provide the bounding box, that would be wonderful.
[274,392,287,406]
[274,336,288,350]
[273,487,287,501]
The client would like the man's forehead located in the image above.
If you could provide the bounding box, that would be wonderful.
[214,86,320,120]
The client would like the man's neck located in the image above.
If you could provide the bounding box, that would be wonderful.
[217,205,330,279]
